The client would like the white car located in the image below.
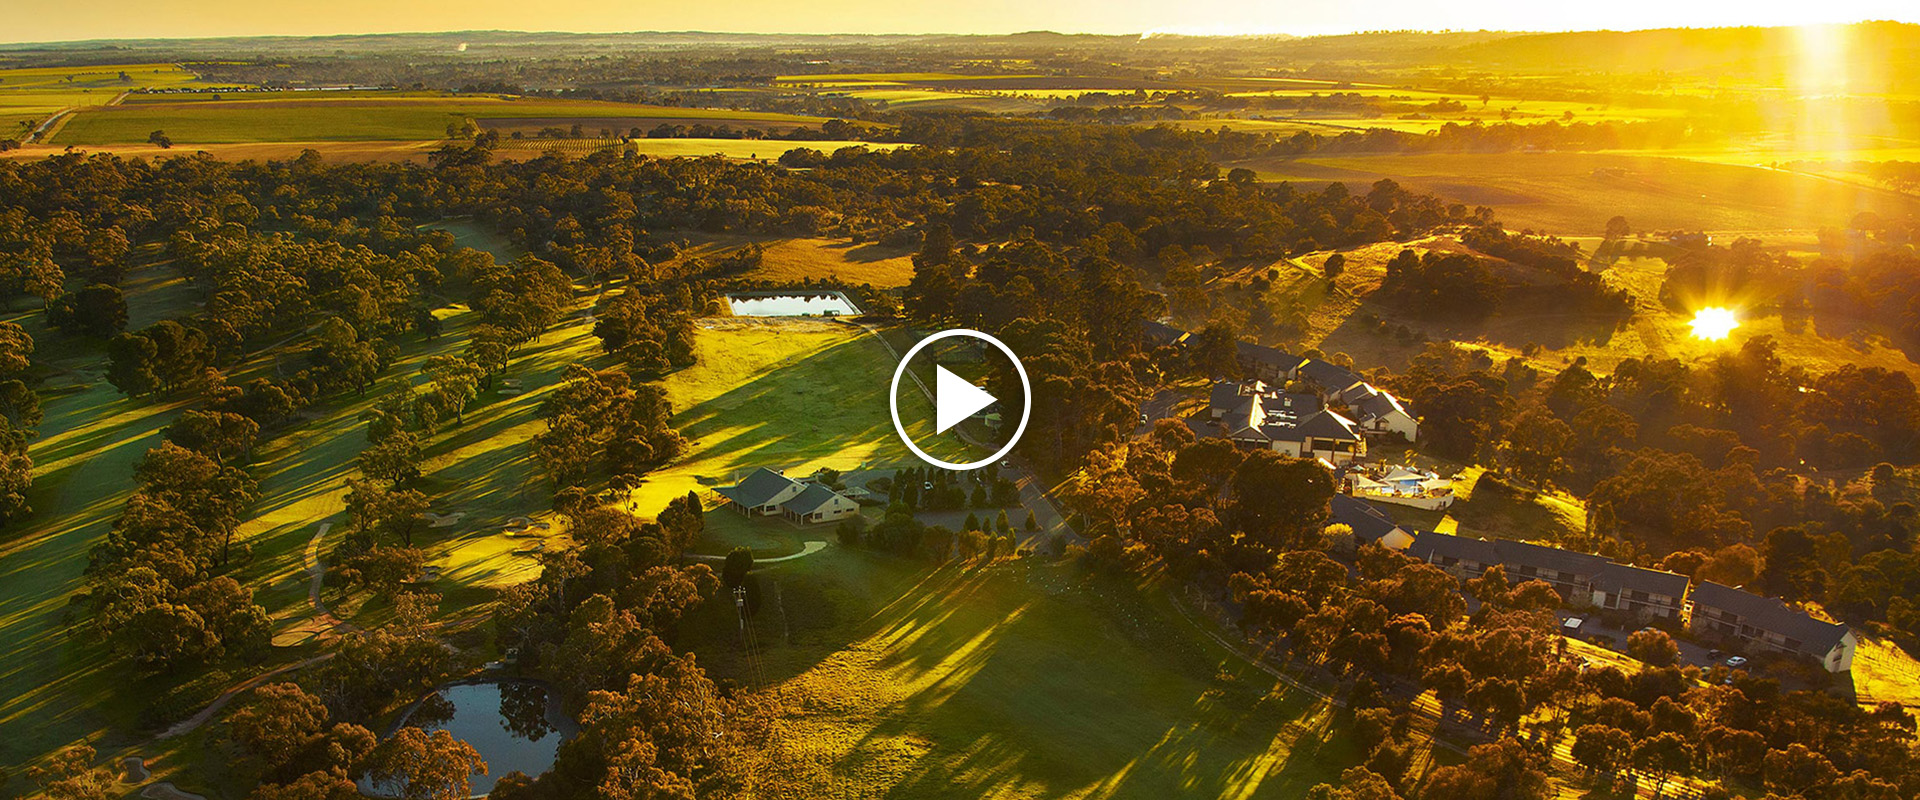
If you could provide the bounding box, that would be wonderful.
[1724,656,1749,669]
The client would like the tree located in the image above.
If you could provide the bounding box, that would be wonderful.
[360,431,423,486]
[149,129,173,148]
[25,744,117,800]
[1421,738,1550,800]
[345,479,430,546]
[365,727,486,800]
[166,410,260,464]
[1571,724,1632,775]
[1323,252,1346,280]
[1304,766,1400,800]
[1628,629,1680,667]
[227,682,330,772]
[721,547,753,589]
[1633,732,1694,795]
[1763,744,1839,797]
[48,283,127,337]
[1605,216,1631,240]
[0,321,33,376]
[1228,450,1333,550]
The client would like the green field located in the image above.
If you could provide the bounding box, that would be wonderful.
[50,95,832,145]
[685,548,1353,798]
[626,319,970,516]
[0,220,592,776]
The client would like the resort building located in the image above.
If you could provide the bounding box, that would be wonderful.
[1688,581,1857,673]
[714,467,861,524]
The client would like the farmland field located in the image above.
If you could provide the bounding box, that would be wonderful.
[1232,150,1920,234]
[667,234,919,287]
[49,95,832,145]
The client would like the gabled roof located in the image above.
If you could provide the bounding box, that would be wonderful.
[1332,495,1404,545]
[1294,409,1361,441]
[1210,381,1247,410]
[1143,320,1187,347]
[1299,360,1364,393]
[1408,530,1500,566]
[715,467,799,508]
[782,483,850,515]
[1590,562,1690,600]
[1492,538,1612,578]
[1350,388,1411,422]
[1691,581,1852,652]
[1236,341,1308,372]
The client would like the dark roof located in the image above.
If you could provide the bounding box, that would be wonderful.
[1347,385,1409,421]
[1270,392,1323,415]
[1299,359,1363,393]
[715,467,799,508]
[1491,538,1612,578]
[782,483,849,515]
[1294,409,1361,441]
[1236,341,1307,371]
[1691,581,1851,652]
[1408,530,1500,566]
[1143,320,1186,346]
[1590,562,1690,599]
[1210,381,1245,411]
[1332,495,1404,544]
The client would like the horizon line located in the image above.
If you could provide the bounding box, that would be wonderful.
[2,19,1912,50]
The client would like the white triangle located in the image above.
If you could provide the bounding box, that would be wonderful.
[935,365,996,434]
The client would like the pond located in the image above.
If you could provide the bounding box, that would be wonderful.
[726,291,861,317]
[363,680,576,797]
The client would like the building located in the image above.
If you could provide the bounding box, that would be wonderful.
[1408,531,1612,604]
[1218,390,1366,465]
[1689,581,1857,673]
[1330,494,1416,551]
[780,483,861,524]
[1297,359,1365,396]
[713,467,806,516]
[1589,563,1690,621]
[1235,341,1308,383]
[1145,327,1417,444]
[1339,383,1419,442]
[1143,320,1189,348]
[715,467,862,525]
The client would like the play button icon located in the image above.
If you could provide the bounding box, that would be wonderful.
[934,365,997,434]
[889,328,1031,471]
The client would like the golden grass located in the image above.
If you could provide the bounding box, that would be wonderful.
[695,553,1351,798]
[626,319,958,516]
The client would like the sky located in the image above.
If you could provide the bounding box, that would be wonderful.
[6,0,1918,44]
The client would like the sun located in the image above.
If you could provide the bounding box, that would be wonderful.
[1690,307,1740,341]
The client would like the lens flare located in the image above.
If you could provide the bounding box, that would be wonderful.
[1690,307,1740,341]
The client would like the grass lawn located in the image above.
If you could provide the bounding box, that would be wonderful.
[1850,635,1920,708]
[50,95,831,145]
[1388,466,1587,546]
[687,549,1353,798]
[627,318,971,516]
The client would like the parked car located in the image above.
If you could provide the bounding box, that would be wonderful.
[1725,655,1749,669]
[1139,413,1149,424]
[1707,648,1725,661]
[1001,460,1014,469]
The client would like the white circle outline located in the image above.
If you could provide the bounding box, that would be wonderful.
[888,328,1032,471]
